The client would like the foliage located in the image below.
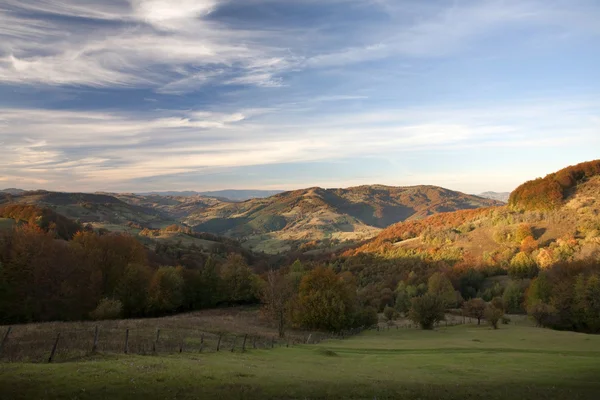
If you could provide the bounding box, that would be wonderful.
[408,294,446,330]
[485,304,504,329]
[463,298,487,325]
[502,280,526,313]
[0,204,83,240]
[527,302,556,328]
[509,160,600,211]
[383,306,398,321]
[295,267,357,332]
[147,267,184,314]
[89,298,123,320]
[509,252,539,279]
[427,272,457,308]
[220,254,261,304]
[116,264,152,317]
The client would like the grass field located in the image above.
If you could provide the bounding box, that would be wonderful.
[1,323,599,400]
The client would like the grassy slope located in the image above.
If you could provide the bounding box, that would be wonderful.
[2,324,599,400]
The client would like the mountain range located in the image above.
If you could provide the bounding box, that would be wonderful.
[0,185,500,254]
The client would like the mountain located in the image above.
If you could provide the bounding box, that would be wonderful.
[345,160,600,267]
[139,190,284,202]
[183,185,501,254]
[0,188,26,195]
[0,190,173,228]
[478,191,510,203]
[199,190,284,202]
[109,193,221,219]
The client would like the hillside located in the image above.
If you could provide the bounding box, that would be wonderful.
[183,185,501,253]
[0,190,173,228]
[345,161,600,276]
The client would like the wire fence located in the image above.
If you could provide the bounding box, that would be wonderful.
[0,324,364,364]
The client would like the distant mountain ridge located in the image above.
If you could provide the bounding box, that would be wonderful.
[478,191,510,203]
[139,190,284,202]
[183,185,502,253]
[0,185,502,254]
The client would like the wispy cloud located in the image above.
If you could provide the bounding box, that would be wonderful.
[1,99,597,190]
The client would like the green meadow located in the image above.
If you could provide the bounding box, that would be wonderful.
[1,324,599,400]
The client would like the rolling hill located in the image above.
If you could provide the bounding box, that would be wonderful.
[345,160,600,271]
[0,190,173,229]
[183,185,501,253]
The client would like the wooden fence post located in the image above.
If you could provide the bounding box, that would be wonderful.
[252,335,257,349]
[242,334,248,352]
[153,329,160,353]
[271,337,274,349]
[92,326,99,353]
[199,334,204,353]
[0,326,12,356]
[48,333,60,363]
[216,334,222,352]
[230,336,237,352]
[124,329,129,354]
[179,337,184,353]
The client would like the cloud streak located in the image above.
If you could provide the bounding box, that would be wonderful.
[1,99,598,190]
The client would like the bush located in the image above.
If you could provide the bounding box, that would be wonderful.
[501,316,511,325]
[485,305,504,329]
[352,306,378,328]
[90,298,123,320]
[408,294,446,330]
[383,306,398,321]
[527,302,556,327]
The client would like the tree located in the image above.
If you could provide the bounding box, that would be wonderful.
[526,272,552,307]
[383,306,397,322]
[573,274,600,333]
[503,281,526,313]
[220,254,260,304]
[463,298,486,325]
[394,282,412,314]
[148,267,184,314]
[295,267,356,332]
[527,301,556,327]
[408,294,446,330]
[427,272,456,308]
[116,263,152,317]
[485,304,504,329]
[262,270,294,338]
[509,252,539,279]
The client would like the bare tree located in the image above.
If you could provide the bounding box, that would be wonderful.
[262,270,294,338]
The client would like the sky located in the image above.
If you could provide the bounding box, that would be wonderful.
[0,0,599,194]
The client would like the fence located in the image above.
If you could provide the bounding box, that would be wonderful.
[0,325,364,364]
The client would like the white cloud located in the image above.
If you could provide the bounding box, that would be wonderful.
[0,99,597,190]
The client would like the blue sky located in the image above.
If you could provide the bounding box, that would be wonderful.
[0,0,599,194]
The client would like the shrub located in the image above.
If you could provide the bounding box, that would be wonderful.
[90,298,123,320]
[353,306,378,328]
[527,302,556,327]
[485,305,504,329]
[383,306,398,322]
[408,294,446,330]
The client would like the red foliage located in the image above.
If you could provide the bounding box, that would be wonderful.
[509,160,600,211]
